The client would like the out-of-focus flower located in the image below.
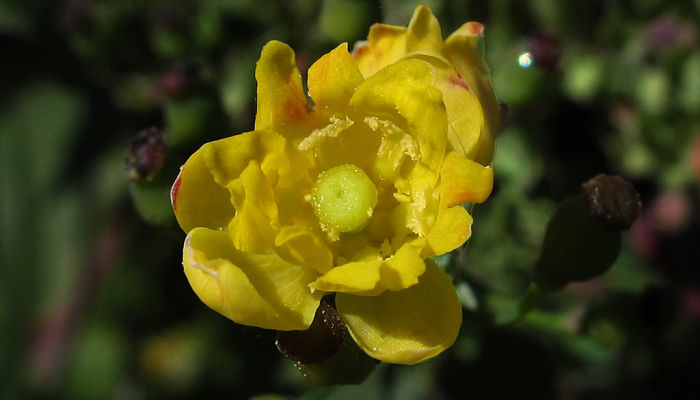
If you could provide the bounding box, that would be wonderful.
[681,287,700,319]
[171,5,499,365]
[140,328,204,390]
[648,191,692,234]
[645,16,697,50]
[629,216,658,258]
[526,32,560,71]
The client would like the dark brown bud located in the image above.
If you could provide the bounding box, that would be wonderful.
[125,127,167,181]
[582,174,642,230]
[276,299,346,364]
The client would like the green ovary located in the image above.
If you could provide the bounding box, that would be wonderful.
[311,164,378,233]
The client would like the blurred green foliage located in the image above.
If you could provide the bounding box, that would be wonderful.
[1,0,699,398]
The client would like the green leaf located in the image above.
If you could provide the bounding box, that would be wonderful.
[3,81,86,196]
[678,52,700,113]
[65,323,126,400]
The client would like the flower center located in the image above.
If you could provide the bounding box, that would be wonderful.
[311,164,378,234]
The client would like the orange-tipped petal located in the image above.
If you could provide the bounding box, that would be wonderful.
[444,23,502,165]
[308,43,365,112]
[440,151,494,208]
[255,41,312,131]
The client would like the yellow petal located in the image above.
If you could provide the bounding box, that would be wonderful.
[308,43,365,112]
[440,151,493,208]
[183,227,323,331]
[227,160,279,253]
[309,258,385,296]
[380,240,426,291]
[405,5,443,54]
[274,224,334,274]
[350,58,447,172]
[256,129,316,193]
[353,23,407,78]
[337,260,462,364]
[202,129,309,191]
[172,144,235,234]
[254,40,311,131]
[202,128,317,228]
[399,51,484,159]
[423,205,473,258]
[444,23,501,165]
[435,68,485,159]
[202,131,261,187]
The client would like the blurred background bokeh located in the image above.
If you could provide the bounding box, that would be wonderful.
[1,0,699,398]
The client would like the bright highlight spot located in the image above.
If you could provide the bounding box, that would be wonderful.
[311,164,378,234]
[518,52,534,68]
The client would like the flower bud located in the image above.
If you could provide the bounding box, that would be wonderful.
[276,299,378,385]
[276,300,345,364]
[125,127,167,182]
[291,334,379,386]
[582,174,642,230]
[126,127,177,226]
[534,194,622,287]
[534,175,641,287]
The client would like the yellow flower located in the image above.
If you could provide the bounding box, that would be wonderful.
[353,6,502,165]
[171,5,499,365]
